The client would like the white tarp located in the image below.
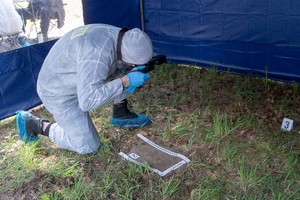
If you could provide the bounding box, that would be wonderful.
[0,0,23,35]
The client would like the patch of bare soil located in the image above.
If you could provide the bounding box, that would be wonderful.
[0,170,74,200]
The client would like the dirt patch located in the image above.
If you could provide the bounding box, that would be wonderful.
[0,170,74,200]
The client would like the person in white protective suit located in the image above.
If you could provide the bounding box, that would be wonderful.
[16,24,153,154]
[0,0,30,47]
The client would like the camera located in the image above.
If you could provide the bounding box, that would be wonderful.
[133,55,167,73]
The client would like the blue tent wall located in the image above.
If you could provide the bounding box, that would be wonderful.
[82,0,141,29]
[0,41,56,120]
[143,0,300,83]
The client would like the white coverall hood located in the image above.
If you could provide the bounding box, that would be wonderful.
[121,28,153,65]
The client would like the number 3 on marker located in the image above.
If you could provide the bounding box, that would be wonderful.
[284,121,290,129]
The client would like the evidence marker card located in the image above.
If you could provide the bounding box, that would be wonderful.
[119,134,191,176]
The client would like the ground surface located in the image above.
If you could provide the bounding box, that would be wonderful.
[1,64,300,199]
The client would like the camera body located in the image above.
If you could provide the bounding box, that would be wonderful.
[134,55,167,73]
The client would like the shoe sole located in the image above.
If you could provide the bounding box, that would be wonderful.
[112,120,152,128]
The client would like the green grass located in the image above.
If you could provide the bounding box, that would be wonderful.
[1,64,300,199]
[161,178,181,199]
[191,175,226,200]
[237,157,269,191]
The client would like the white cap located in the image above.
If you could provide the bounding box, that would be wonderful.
[121,28,153,65]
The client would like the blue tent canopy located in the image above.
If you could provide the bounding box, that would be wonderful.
[1,0,300,119]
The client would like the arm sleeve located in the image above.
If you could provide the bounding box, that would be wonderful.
[77,43,124,112]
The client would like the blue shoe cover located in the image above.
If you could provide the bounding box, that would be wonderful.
[112,114,152,128]
[16,110,39,143]
[22,41,31,47]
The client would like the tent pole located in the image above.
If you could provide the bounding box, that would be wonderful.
[140,0,145,31]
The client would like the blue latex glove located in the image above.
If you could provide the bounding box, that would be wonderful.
[124,66,151,93]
